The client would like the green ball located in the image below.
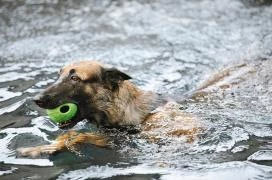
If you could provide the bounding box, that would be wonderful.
[46,103,78,124]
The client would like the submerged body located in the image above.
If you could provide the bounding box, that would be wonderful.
[18,61,202,157]
[19,59,263,158]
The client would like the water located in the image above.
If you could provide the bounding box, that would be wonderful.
[0,0,272,179]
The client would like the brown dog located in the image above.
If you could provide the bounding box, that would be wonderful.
[18,61,201,157]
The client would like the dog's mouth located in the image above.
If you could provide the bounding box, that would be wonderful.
[57,109,83,129]
[34,99,91,129]
[43,102,84,129]
[58,120,77,129]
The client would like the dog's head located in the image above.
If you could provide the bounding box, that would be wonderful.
[33,61,131,129]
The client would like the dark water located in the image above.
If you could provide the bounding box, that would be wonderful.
[0,0,272,179]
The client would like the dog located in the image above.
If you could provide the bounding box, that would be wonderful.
[19,58,271,159]
[18,61,203,158]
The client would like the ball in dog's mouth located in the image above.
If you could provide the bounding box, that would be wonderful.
[46,103,78,128]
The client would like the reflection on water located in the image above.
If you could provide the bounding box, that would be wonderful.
[0,0,272,179]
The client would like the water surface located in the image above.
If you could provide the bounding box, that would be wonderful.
[0,0,272,179]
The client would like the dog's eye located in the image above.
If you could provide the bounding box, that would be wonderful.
[70,76,81,82]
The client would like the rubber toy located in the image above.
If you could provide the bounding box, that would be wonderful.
[46,103,77,123]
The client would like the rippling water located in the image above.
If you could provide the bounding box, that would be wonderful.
[0,0,272,179]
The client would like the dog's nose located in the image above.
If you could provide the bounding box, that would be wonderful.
[33,94,52,107]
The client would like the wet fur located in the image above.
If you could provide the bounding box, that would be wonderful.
[19,59,260,157]
[17,61,202,157]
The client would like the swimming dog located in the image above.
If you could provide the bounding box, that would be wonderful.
[17,61,203,157]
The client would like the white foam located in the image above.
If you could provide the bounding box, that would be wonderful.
[35,79,55,88]
[57,164,177,180]
[248,150,272,161]
[0,126,53,166]
[57,161,272,180]
[193,127,249,153]
[0,167,17,176]
[0,88,22,102]
[161,163,271,180]
[215,127,249,152]
[31,116,59,132]
[0,99,26,116]
[0,71,41,83]
[231,145,249,153]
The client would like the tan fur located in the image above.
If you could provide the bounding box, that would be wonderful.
[18,131,107,158]
[142,101,201,143]
[96,81,157,125]
[18,61,201,157]
[17,60,263,158]
[62,61,157,126]
[61,61,103,81]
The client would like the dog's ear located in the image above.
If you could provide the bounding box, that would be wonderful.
[102,68,131,90]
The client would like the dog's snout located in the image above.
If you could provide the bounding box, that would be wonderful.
[33,94,52,107]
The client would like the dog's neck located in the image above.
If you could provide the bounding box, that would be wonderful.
[106,81,161,126]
